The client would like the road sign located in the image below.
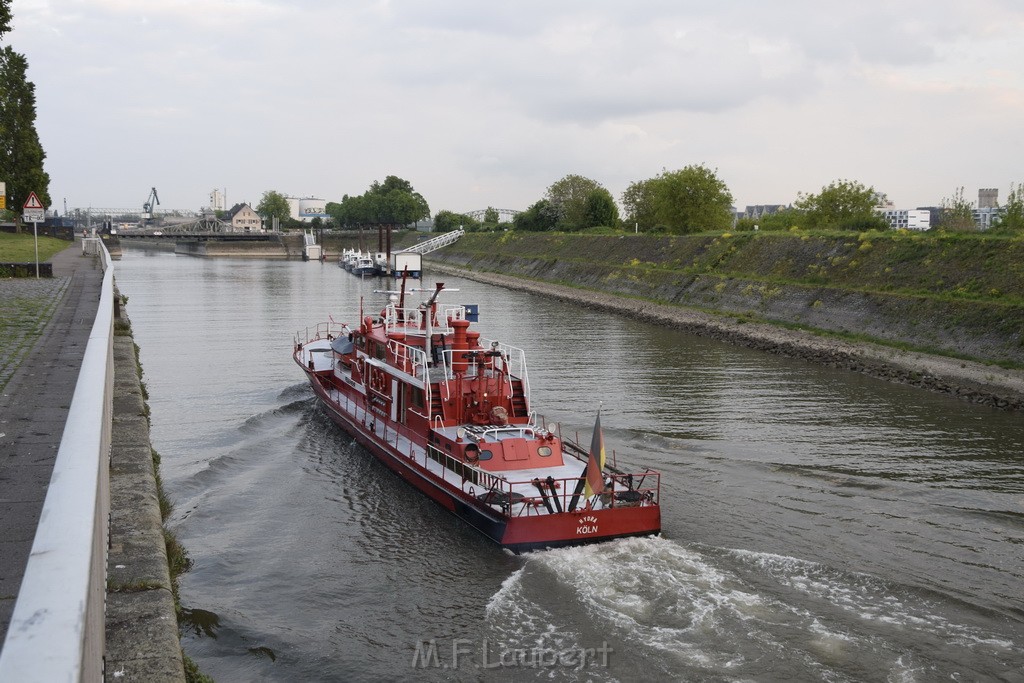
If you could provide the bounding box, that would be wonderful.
[0,181,6,210]
[23,191,44,223]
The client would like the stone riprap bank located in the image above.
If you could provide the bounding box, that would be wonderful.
[429,231,1024,367]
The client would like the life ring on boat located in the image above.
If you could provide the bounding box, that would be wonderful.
[464,443,480,464]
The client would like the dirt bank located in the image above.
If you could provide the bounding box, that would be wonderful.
[429,262,1024,411]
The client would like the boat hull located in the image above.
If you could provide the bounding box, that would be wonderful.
[301,364,660,552]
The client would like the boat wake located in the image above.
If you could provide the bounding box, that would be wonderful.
[484,536,1022,682]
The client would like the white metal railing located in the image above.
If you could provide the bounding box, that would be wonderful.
[399,228,465,254]
[0,241,113,681]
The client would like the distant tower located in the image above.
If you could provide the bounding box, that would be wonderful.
[210,188,226,212]
[978,188,998,209]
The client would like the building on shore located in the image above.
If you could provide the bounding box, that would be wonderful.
[226,203,264,232]
[209,188,227,213]
[285,196,328,223]
[880,208,933,231]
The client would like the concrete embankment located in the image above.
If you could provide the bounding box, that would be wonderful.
[106,308,186,681]
[122,230,428,260]
[174,239,296,259]
[427,261,1024,411]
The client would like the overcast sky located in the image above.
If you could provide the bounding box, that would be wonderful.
[7,0,1024,215]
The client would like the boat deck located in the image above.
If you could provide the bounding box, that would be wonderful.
[322,384,623,516]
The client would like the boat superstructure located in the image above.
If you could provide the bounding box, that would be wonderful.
[294,279,661,551]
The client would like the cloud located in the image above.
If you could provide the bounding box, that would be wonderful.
[8,0,1024,212]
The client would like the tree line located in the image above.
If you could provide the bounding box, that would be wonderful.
[434,172,1024,236]
[254,176,431,231]
[255,169,1024,236]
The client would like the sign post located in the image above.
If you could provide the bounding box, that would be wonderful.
[23,192,45,279]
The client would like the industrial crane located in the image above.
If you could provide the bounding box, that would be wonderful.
[142,187,160,222]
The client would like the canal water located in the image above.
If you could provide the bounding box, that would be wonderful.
[114,249,1024,682]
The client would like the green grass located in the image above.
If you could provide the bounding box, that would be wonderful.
[0,232,71,262]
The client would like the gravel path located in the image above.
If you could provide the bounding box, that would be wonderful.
[0,276,70,393]
[430,263,1024,411]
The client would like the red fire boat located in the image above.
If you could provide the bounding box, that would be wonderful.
[293,278,661,552]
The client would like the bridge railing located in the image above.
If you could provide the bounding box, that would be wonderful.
[0,241,113,681]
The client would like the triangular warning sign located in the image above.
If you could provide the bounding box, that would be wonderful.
[24,192,44,209]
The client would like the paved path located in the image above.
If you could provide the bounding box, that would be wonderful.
[0,241,102,642]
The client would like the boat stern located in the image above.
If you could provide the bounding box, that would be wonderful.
[499,504,661,553]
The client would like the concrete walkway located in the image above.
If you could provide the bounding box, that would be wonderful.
[0,241,102,642]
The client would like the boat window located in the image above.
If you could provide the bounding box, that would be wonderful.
[478,449,493,461]
[537,446,552,457]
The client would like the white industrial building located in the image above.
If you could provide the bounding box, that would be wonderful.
[880,208,932,231]
[286,196,328,223]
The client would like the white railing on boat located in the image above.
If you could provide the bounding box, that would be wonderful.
[423,444,661,517]
[477,337,529,404]
[322,384,660,519]
[383,304,465,336]
[296,321,350,348]
[376,305,531,407]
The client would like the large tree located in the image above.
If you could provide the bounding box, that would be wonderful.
[650,165,734,234]
[256,190,291,227]
[513,199,559,232]
[795,179,888,231]
[545,174,605,231]
[434,210,479,233]
[329,175,429,229]
[582,187,619,228]
[1,0,11,37]
[621,178,658,230]
[0,30,51,219]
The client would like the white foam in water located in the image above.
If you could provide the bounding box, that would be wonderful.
[727,548,1017,652]
[486,538,1021,680]
[486,536,768,670]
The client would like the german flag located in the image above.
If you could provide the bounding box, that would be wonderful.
[584,412,606,498]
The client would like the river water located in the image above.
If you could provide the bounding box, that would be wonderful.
[113,248,1024,682]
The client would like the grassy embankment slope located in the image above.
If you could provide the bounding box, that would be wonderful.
[0,231,70,263]
[430,230,1024,367]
